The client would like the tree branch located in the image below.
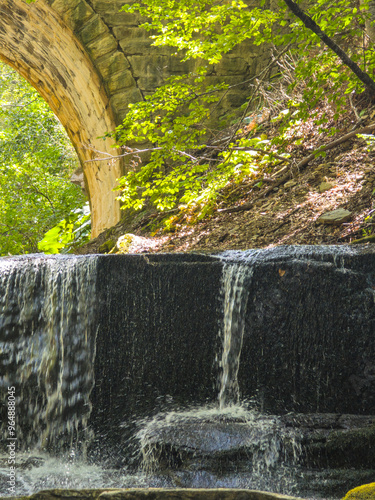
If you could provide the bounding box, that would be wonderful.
[282,0,375,93]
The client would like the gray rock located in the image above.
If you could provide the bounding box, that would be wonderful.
[316,208,352,225]
[319,181,334,193]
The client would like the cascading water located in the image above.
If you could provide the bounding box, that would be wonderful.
[219,261,253,408]
[1,247,375,499]
[0,255,98,453]
[133,252,302,495]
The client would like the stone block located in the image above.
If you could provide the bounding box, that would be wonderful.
[118,38,153,55]
[219,91,249,110]
[49,0,80,14]
[137,75,165,91]
[70,1,96,32]
[91,0,119,13]
[113,25,157,54]
[230,39,267,60]
[127,54,169,79]
[95,51,130,81]
[78,14,109,45]
[107,70,137,94]
[169,56,195,73]
[109,87,144,121]
[49,0,82,29]
[214,57,249,75]
[103,11,142,27]
[112,25,147,40]
[206,74,249,88]
[86,32,118,61]
[317,208,352,225]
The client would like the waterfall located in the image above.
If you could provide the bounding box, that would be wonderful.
[0,255,98,452]
[0,248,374,499]
[218,251,261,408]
[218,264,252,408]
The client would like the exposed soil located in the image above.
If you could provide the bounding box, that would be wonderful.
[77,99,375,255]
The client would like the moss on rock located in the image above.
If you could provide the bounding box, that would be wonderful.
[116,233,135,253]
[342,482,375,499]
[98,239,116,253]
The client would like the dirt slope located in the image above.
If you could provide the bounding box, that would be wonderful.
[78,101,375,255]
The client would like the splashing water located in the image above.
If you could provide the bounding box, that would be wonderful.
[133,403,302,495]
[1,248,372,499]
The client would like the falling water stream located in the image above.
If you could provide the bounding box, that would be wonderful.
[133,252,302,495]
[1,248,375,498]
[219,262,253,408]
[0,256,97,452]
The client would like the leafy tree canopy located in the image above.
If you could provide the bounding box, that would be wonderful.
[0,63,88,255]
[108,0,375,226]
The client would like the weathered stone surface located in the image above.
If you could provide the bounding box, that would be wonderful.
[316,208,352,225]
[0,488,305,500]
[78,14,110,44]
[1,248,375,497]
[136,410,375,482]
[95,51,130,81]
[110,233,151,253]
[280,414,375,469]
[107,71,137,93]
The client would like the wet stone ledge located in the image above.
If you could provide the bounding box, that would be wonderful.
[0,487,306,500]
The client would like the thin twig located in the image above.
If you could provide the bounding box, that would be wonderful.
[229,146,291,163]
[348,93,361,121]
[84,147,164,163]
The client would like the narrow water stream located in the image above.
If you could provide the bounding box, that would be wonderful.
[219,263,252,408]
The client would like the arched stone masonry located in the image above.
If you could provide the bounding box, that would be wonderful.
[0,0,268,237]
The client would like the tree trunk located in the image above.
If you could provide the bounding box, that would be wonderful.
[283,0,375,93]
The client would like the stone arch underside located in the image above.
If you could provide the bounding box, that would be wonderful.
[0,0,122,238]
[0,0,270,240]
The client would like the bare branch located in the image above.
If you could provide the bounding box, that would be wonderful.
[84,147,164,163]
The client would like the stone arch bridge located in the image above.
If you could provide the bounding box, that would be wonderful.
[0,0,265,237]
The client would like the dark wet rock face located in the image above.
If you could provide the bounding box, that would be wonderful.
[1,246,375,499]
[238,249,375,414]
[90,253,223,463]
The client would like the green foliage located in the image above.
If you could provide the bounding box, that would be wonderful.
[122,0,278,63]
[283,0,375,120]
[38,203,91,254]
[0,63,87,255]
[113,0,375,226]
[114,69,229,215]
